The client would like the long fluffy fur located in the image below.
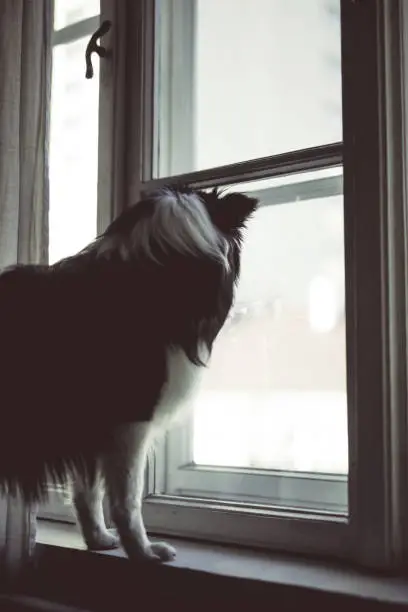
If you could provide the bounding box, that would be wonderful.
[0,186,257,502]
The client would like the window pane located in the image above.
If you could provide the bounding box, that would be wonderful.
[154,0,342,177]
[192,168,348,476]
[54,0,100,30]
[49,36,99,264]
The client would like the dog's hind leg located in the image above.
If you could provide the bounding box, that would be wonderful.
[73,468,119,550]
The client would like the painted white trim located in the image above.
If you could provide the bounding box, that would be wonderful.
[96,0,128,231]
[162,424,347,513]
[153,0,196,178]
[143,495,350,559]
[144,143,343,192]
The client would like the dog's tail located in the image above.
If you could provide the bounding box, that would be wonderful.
[130,188,228,266]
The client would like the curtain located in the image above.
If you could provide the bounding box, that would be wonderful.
[0,0,52,579]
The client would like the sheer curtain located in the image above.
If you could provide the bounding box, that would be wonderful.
[0,0,52,577]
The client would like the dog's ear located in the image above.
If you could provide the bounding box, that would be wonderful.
[211,192,258,234]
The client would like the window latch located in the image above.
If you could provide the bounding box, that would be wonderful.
[85,20,112,79]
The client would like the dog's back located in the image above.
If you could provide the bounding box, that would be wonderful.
[0,259,175,497]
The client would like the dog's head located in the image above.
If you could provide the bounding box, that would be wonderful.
[96,186,258,362]
[194,186,258,279]
[101,185,258,278]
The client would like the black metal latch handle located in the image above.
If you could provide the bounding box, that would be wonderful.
[85,20,112,79]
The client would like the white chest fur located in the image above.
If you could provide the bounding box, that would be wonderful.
[151,346,206,431]
[153,348,204,429]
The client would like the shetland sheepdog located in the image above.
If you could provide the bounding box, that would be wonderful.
[0,186,257,561]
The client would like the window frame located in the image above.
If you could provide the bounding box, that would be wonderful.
[38,0,121,524]
[132,0,408,569]
[160,414,348,513]
[339,0,408,570]
[158,167,347,513]
[39,0,408,572]
[39,10,101,522]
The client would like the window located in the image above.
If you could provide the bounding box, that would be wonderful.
[161,168,347,514]
[154,0,342,176]
[40,0,408,571]
[49,1,100,265]
[38,0,101,521]
[144,0,350,554]
[143,0,408,566]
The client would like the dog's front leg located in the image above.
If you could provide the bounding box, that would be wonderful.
[73,468,119,551]
[103,423,176,562]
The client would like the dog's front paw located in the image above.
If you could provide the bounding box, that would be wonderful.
[85,528,120,551]
[144,541,177,562]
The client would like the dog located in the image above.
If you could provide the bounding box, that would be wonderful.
[0,186,258,561]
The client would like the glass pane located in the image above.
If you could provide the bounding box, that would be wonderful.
[192,167,348,475]
[54,0,100,30]
[49,36,99,264]
[154,0,342,177]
